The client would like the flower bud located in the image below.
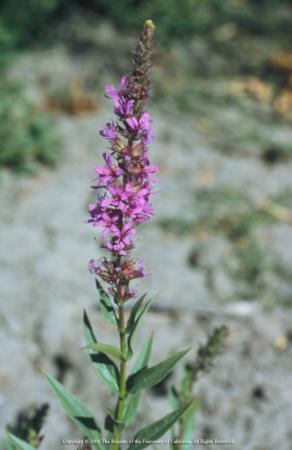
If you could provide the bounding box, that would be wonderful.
[111,138,124,153]
[129,142,144,158]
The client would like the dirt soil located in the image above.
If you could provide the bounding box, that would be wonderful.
[1,22,292,450]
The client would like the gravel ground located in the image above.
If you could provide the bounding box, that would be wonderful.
[1,32,292,450]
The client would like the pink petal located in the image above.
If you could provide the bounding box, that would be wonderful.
[126,117,139,130]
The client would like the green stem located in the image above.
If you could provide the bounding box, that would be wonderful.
[113,302,127,450]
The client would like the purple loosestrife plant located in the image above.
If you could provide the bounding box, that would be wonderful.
[6,21,195,450]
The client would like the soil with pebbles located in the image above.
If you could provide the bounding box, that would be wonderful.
[1,25,292,450]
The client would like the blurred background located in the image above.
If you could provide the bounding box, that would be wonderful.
[1,1,292,449]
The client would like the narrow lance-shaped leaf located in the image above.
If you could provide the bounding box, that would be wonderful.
[95,280,118,325]
[84,342,122,361]
[43,372,104,450]
[4,437,15,450]
[83,310,119,393]
[127,348,190,394]
[125,293,147,335]
[125,294,153,360]
[7,434,36,450]
[126,292,161,338]
[128,403,192,450]
[123,333,154,426]
[131,332,154,375]
[181,398,200,450]
[167,384,179,411]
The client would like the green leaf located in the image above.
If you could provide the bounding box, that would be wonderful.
[123,333,154,426]
[95,280,118,325]
[132,332,154,375]
[122,392,140,427]
[104,408,125,434]
[181,398,200,450]
[4,437,15,450]
[126,293,147,335]
[167,385,179,410]
[83,310,119,393]
[127,348,190,394]
[128,403,191,450]
[125,294,153,361]
[85,342,122,360]
[7,434,36,450]
[43,372,104,450]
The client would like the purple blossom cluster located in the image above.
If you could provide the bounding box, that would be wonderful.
[87,70,158,301]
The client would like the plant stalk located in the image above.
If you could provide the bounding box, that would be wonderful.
[113,302,127,449]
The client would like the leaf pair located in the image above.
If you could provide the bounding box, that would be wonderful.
[122,344,191,444]
[42,369,192,450]
[84,292,152,370]
[83,310,155,429]
[44,294,191,449]
[125,293,152,361]
[83,309,119,393]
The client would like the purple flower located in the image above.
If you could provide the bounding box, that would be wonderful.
[88,259,99,274]
[142,127,154,145]
[120,75,128,89]
[105,85,120,109]
[105,78,134,118]
[139,112,151,129]
[99,212,120,237]
[88,202,103,226]
[103,222,136,256]
[126,112,154,144]
[105,184,132,212]
[125,117,139,130]
[117,98,135,117]
[99,122,117,140]
[95,153,124,185]
[87,21,157,302]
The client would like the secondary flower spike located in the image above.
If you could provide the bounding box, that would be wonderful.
[87,19,158,303]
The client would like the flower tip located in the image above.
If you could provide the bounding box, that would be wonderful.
[145,19,155,30]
